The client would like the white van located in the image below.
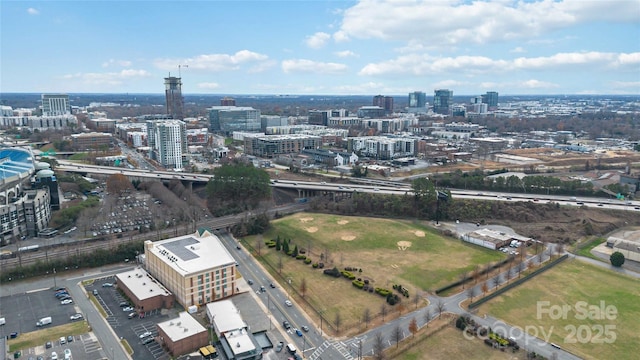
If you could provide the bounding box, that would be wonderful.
[0,317,5,326]
[286,343,297,353]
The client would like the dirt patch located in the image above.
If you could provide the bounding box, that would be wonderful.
[306,227,318,233]
[299,217,314,223]
[337,220,349,225]
[342,235,356,241]
[414,230,425,237]
[397,241,412,250]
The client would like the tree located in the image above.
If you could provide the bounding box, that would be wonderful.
[413,293,420,309]
[391,323,402,348]
[436,299,445,319]
[459,271,468,289]
[362,308,371,329]
[380,302,388,321]
[466,286,477,302]
[300,278,307,298]
[275,236,281,251]
[373,332,385,360]
[334,310,342,334]
[491,276,500,290]
[610,251,625,267]
[106,173,134,195]
[408,317,418,338]
[423,309,431,327]
[292,245,299,257]
[255,239,262,256]
[277,254,283,274]
[481,282,489,295]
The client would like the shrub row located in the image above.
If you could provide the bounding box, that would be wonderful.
[352,280,365,288]
[296,255,306,260]
[375,287,391,297]
[341,270,356,280]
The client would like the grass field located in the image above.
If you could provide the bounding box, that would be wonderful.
[477,259,640,360]
[7,321,88,352]
[575,237,606,260]
[244,212,504,334]
[394,326,519,360]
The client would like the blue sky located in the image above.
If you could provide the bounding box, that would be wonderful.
[1,0,639,95]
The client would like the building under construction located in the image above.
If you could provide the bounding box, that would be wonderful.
[164,76,184,120]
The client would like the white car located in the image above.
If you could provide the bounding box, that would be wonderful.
[51,351,58,360]
[70,313,83,321]
[284,300,293,307]
[139,331,152,339]
[61,299,73,305]
[122,306,134,312]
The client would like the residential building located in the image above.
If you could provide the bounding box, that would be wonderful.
[208,106,261,134]
[206,300,262,360]
[220,97,236,106]
[301,149,358,167]
[357,106,386,119]
[165,76,185,120]
[147,120,188,170]
[41,94,70,116]
[115,268,174,312]
[143,229,238,308]
[308,110,330,126]
[244,134,321,158]
[434,89,453,115]
[157,311,208,357]
[373,95,394,114]
[348,136,417,160]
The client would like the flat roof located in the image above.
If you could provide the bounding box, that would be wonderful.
[147,230,235,276]
[206,300,247,334]
[158,311,207,342]
[225,328,256,355]
[115,268,172,301]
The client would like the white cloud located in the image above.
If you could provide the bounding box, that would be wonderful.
[520,79,560,89]
[333,30,349,43]
[610,81,640,88]
[433,79,468,89]
[281,59,347,74]
[359,51,638,77]
[27,8,39,15]
[332,82,385,93]
[336,0,640,47]
[335,50,358,58]
[102,59,132,68]
[510,47,526,54]
[305,32,331,49]
[61,69,151,85]
[154,50,269,72]
[197,82,221,90]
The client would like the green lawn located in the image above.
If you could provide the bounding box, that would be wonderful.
[244,213,504,333]
[477,259,640,360]
[575,237,606,260]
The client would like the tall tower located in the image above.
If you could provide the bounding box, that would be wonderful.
[433,89,453,115]
[481,91,499,109]
[373,95,394,115]
[408,91,426,108]
[164,76,184,120]
[220,97,236,106]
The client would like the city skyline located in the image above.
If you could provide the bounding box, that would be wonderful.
[1,0,639,96]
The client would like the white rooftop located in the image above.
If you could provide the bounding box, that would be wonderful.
[115,268,172,301]
[206,300,247,334]
[157,311,207,342]
[226,328,256,356]
[147,230,235,276]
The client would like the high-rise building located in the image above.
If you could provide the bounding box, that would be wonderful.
[373,95,394,114]
[408,91,427,108]
[41,94,70,116]
[433,89,453,115]
[208,106,261,134]
[164,76,185,120]
[220,97,236,106]
[147,120,187,170]
[481,91,499,108]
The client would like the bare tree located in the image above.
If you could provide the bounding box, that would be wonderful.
[408,317,418,338]
[334,310,342,334]
[459,271,468,289]
[413,292,421,309]
[491,276,500,290]
[380,302,388,322]
[391,323,403,348]
[436,299,445,319]
[472,265,481,284]
[467,286,477,302]
[537,250,544,264]
[255,238,262,256]
[485,262,493,279]
[397,302,405,316]
[300,278,307,298]
[481,282,489,295]
[423,309,431,327]
[373,332,385,360]
[505,268,513,283]
[363,308,371,329]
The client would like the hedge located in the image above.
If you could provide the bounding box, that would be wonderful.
[296,255,306,260]
[352,280,365,289]
[375,287,391,297]
[304,258,312,264]
[341,270,356,280]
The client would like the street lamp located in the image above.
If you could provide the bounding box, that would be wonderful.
[287,278,292,300]
[53,268,57,288]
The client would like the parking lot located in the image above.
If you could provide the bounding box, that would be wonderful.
[84,276,170,360]
[0,287,105,359]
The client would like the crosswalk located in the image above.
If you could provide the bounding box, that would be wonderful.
[307,336,368,360]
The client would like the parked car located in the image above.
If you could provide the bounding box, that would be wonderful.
[45,341,52,349]
[142,337,155,345]
[50,352,58,360]
[67,335,73,343]
[127,312,138,319]
[275,342,284,352]
[102,283,113,287]
[119,302,129,307]
[139,331,152,339]
[60,299,73,305]
[59,336,66,345]
[282,320,291,329]
[123,306,134,312]
[93,289,98,295]
[70,314,83,321]
[54,287,66,292]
